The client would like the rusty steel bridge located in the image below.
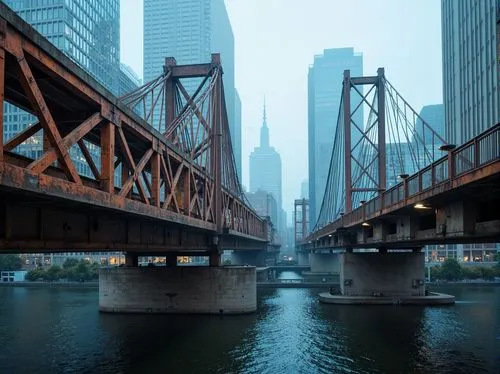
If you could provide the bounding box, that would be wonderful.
[298,68,500,252]
[0,4,277,265]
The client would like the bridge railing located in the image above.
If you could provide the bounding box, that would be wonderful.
[381,124,499,211]
[304,123,499,243]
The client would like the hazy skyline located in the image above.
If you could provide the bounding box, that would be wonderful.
[120,0,443,220]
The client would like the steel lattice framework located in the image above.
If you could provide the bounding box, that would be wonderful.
[315,68,448,231]
[0,4,268,255]
[304,67,500,248]
[119,54,247,233]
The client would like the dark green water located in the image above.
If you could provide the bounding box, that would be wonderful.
[0,281,499,373]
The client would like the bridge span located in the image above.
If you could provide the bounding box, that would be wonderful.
[296,68,499,304]
[300,123,500,251]
[0,4,278,314]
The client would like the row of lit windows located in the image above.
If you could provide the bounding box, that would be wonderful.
[18,6,63,22]
[7,5,121,91]
[65,0,118,23]
[31,20,64,37]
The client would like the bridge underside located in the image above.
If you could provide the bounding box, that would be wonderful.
[0,179,268,253]
[0,4,272,255]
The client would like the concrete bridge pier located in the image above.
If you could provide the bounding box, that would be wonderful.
[101,249,255,314]
[296,251,310,266]
[125,252,138,267]
[340,251,426,297]
[319,250,455,304]
[99,264,256,314]
[301,252,340,283]
[309,252,340,273]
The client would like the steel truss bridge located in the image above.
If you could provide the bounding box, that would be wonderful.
[0,4,277,263]
[299,68,500,251]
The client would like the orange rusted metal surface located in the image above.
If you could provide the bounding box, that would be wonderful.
[0,4,268,252]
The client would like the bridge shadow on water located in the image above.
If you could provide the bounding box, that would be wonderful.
[97,308,258,374]
[314,285,500,374]
[1,285,499,373]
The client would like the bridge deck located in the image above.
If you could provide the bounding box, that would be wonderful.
[302,124,500,250]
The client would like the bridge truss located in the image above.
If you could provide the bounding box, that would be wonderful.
[303,67,500,249]
[315,68,447,231]
[0,4,268,253]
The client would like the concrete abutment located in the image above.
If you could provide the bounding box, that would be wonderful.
[309,253,340,273]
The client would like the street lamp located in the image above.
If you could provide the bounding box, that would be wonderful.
[414,203,432,210]
[439,144,456,151]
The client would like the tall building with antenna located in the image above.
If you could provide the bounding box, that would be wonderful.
[249,102,282,230]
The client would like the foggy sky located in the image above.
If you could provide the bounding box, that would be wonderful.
[120,0,443,222]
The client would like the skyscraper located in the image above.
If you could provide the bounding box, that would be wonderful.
[308,48,363,226]
[143,0,241,181]
[441,1,499,263]
[416,104,445,143]
[246,190,278,227]
[249,104,282,222]
[442,0,500,145]
[3,0,140,158]
[300,179,309,199]
[234,89,242,182]
[3,0,137,96]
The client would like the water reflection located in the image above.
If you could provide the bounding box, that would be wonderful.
[0,285,499,373]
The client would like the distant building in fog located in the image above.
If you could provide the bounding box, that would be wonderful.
[308,48,363,226]
[246,190,278,228]
[249,103,282,221]
[442,0,499,145]
[234,89,243,181]
[416,104,445,143]
[385,142,418,188]
[301,179,309,199]
[143,0,241,181]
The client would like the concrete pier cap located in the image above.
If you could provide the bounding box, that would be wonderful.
[99,265,256,315]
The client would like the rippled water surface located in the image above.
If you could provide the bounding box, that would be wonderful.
[0,277,499,373]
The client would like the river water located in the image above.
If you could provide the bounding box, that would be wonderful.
[0,273,499,373]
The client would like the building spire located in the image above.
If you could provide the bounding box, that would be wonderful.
[263,96,267,126]
[260,96,269,147]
